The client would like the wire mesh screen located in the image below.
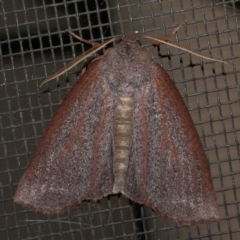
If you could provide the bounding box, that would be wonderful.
[0,0,240,239]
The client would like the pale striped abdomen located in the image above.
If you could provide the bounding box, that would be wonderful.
[113,94,133,193]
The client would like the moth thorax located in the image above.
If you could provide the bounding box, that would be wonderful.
[113,94,133,193]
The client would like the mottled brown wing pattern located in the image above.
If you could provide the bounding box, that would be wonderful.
[14,60,114,214]
[124,64,220,225]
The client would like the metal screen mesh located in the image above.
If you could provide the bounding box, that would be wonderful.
[1,0,240,239]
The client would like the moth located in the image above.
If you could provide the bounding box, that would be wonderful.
[14,26,223,225]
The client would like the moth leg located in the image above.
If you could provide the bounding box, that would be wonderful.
[66,29,102,47]
[161,21,186,43]
[80,55,102,76]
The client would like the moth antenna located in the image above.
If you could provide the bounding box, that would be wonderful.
[40,37,120,87]
[141,35,226,64]
[149,21,187,49]
[66,29,102,47]
[41,28,226,88]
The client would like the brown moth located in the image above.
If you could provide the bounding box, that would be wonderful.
[14,26,224,225]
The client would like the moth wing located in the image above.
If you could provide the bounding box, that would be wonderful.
[14,60,114,214]
[124,64,220,225]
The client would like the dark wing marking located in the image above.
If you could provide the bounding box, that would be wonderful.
[14,60,114,214]
[123,64,220,225]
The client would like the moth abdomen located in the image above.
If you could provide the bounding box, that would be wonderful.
[113,94,133,193]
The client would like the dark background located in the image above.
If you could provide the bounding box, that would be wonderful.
[0,0,240,239]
